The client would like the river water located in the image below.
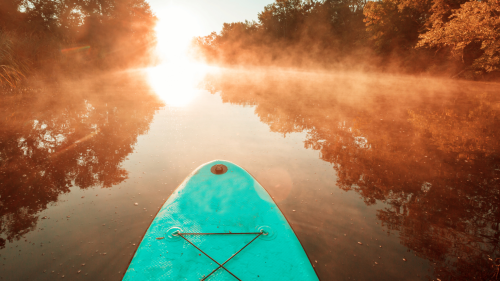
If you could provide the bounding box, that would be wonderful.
[1,66,499,281]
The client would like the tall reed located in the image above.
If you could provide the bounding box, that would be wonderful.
[0,30,29,88]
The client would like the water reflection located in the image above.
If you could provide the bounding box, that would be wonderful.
[2,67,499,280]
[146,61,210,107]
[0,75,163,249]
[203,70,500,280]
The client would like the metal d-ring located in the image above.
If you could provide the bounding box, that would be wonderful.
[257,226,276,240]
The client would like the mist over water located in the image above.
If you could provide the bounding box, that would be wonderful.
[1,64,499,280]
[203,68,500,281]
[2,0,500,279]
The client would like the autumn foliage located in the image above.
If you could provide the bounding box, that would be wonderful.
[194,0,500,80]
[0,0,157,88]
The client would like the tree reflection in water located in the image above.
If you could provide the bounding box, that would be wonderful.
[204,71,500,280]
[0,75,163,249]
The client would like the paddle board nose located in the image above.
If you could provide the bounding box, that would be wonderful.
[123,160,319,281]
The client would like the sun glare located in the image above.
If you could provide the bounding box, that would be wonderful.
[154,6,202,62]
[146,6,210,107]
[146,62,210,107]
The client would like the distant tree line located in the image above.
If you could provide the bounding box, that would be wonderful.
[194,0,500,80]
[0,0,157,88]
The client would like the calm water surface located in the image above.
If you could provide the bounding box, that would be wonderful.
[1,68,499,281]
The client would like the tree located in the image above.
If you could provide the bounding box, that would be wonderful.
[258,0,305,40]
[417,0,500,77]
[0,0,24,29]
[0,0,157,88]
[325,0,368,49]
[363,0,432,54]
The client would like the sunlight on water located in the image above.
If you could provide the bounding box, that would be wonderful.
[146,62,210,107]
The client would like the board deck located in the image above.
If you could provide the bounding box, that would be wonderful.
[123,160,319,280]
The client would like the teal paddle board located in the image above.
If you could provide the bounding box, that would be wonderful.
[123,160,319,280]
